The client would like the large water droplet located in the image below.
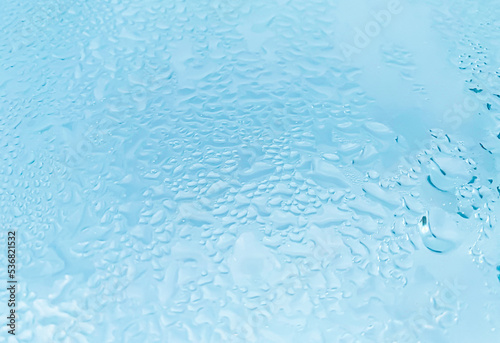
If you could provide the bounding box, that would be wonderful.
[418,208,459,254]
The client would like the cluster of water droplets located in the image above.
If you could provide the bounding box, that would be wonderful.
[0,0,499,342]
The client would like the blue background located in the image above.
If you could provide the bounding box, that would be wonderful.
[1,0,499,342]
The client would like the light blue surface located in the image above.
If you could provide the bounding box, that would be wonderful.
[1,0,500,342]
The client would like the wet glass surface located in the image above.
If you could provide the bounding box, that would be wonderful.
[1,0,499,342]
